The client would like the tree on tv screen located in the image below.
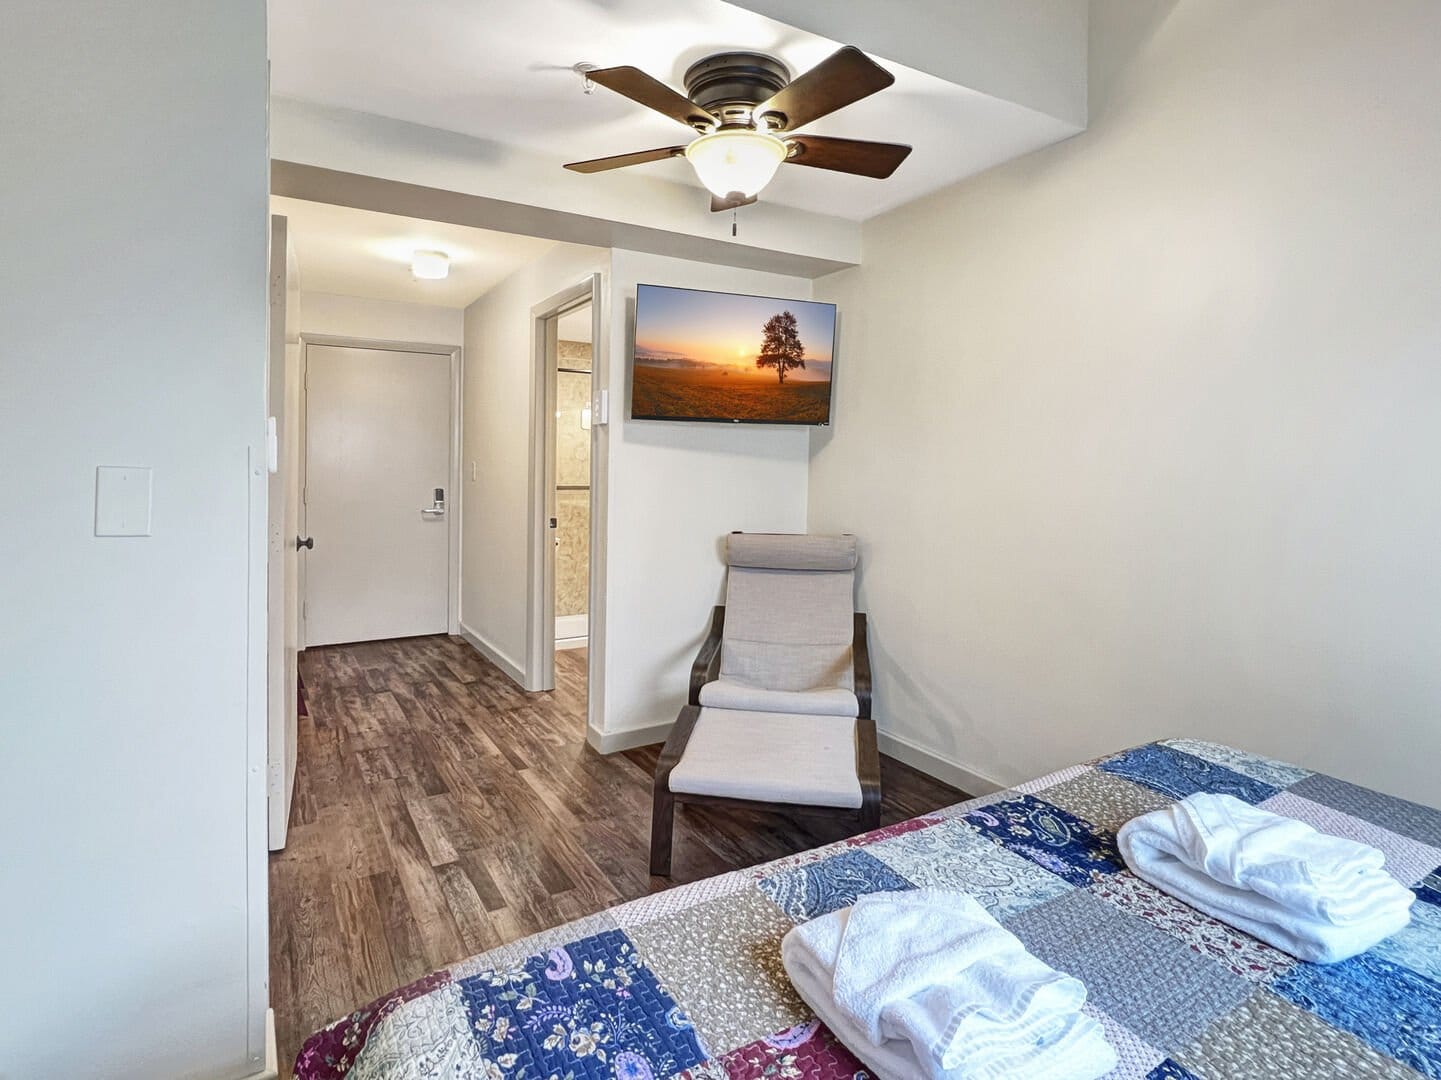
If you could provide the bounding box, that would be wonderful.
[756,311,805,384]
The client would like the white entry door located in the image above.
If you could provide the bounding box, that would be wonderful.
[304,344,452,646]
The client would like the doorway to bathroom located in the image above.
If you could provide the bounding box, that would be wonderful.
[526,274,601,726]
[552,302,593,655]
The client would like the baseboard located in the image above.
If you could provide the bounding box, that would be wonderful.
[877,729,1004,797]
[556,614,588,651]
[240,1008,279,1080]
[458,622,526,685]
[587,719,673,754]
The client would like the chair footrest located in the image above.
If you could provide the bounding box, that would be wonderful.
[667,707,863,809]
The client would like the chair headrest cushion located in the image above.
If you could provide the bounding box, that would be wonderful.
[726,533,858,572]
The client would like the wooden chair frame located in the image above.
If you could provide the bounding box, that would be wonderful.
[650,606,881,876]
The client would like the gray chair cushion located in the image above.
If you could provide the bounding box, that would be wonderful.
[726,532,858,571]
[698,678,859,717]
[721,565,855,692]
[668,707,862,808]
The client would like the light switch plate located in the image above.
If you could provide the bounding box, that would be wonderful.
[95,466,153,536]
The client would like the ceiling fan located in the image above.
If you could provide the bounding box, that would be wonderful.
[564,47,912,211]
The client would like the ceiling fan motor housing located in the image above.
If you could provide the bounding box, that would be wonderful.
[682,52,790,127]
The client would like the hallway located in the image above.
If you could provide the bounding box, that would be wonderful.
[268,635,965,1074]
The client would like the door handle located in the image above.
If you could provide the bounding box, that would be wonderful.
[422,486,446,517]
[296,535,313,550]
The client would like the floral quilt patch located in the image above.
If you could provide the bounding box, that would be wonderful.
[867,817,1072,920]
[757,849,914,922]
[455,929,707,1079]
[678,1019,872,1080]
[962,794,1125,887]
[1099,744,1279,805]
[294,971,452,1080]
[1090,871,1295,983]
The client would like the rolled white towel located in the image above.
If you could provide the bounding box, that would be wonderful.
[1119,794,1414,963]
[780,890,1116,1080]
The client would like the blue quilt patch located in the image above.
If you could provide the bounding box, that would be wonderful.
[456,928,707,1079]
[962,794,1124,886]
[1098,744,1279,804]
[1272,951,1441,1079]
[1146,1059,1202,1080]
[1416,870,1441,910]
[1374,898,1441,984]
[758,849,915,921]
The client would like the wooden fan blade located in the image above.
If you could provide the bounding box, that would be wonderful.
[586,66,715,130]
[754,46,894,132]
[564,146,687,173]
[784,135,912,178]
[710,192,758,213]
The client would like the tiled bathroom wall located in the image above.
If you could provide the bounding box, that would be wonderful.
[555,339,591,620]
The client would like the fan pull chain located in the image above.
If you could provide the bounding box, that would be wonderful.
[732,209,738,237]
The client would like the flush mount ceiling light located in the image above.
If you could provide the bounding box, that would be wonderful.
[411,250,449,280]
[563,47,911,212]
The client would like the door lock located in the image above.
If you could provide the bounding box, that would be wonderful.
[422,487,446,517]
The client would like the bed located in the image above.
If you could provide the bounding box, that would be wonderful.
[295,739,1441,1079]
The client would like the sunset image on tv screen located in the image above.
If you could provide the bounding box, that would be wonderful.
[631,284,837,424]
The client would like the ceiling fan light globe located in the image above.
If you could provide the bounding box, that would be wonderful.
[683,129,786,199]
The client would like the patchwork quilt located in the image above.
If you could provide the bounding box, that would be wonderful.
[295,740,1441,1079]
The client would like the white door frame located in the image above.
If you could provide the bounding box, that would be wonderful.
[266,215,296,851]
[526,275,603,712]
[298,334,464,645]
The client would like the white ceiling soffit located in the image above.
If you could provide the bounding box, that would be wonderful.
[267,0,1086,225]
[271,195,557,307]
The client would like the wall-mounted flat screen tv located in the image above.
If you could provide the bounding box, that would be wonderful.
[631,283,837,425]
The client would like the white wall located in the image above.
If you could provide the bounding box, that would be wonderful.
[808,0,1441,804]
[300,290,464,345]
[0,2,269,1077]
[460,244,609,674]
[602,251,812,743]
[459,247,814,743]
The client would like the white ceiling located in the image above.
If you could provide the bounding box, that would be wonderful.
[272,196,556,307]
[268,0,1075,222]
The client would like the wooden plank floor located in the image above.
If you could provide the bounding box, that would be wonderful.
[269,634,966,1076]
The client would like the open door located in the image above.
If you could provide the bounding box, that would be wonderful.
[527,276,601,694]
[267,215,300,850]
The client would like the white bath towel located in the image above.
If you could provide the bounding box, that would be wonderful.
[780,889,1116,1080]
[1118,794,1414,963]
